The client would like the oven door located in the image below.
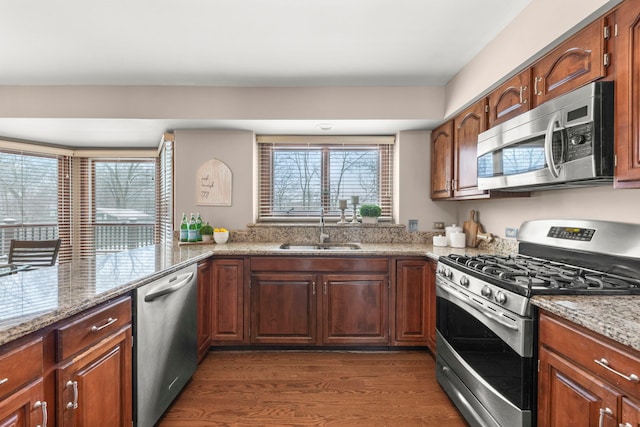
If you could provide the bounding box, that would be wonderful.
[435,277,535,427]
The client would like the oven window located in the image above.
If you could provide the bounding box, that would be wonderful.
[437,296,534,409]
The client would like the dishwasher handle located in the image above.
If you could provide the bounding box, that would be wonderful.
[144,272,195,302]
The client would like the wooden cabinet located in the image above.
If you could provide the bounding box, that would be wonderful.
[322,274,388,345]
[250,257,389,346]
[612,0,640,187]
[251,273,317,345]
[487,69,531,128]
[197,259,212,361]
[58,329,132,427]
[56,297,132,427]
[452,99,488,198]
[430,121,454,199]
[392,259,431,347]
[538,311,640,427]
[210,258,246,345]
[531,18,609,107]
[0,338,47,427]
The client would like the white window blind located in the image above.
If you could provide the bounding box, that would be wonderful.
[158,139,173,244]
[0,148,72,262]
[258,138,393,221]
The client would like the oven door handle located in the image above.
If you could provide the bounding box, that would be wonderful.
[439,282,519,331]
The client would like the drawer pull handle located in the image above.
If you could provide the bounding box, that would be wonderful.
[594,358,640,383]
[91,317,117,332]
[0,377,8,385]
[34,400,48,427]
[66,380,78,409]
[598,407,612,427]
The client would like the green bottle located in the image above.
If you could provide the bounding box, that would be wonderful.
[179,213,188,242]
[195,213,203,241]
[188,213,197,242]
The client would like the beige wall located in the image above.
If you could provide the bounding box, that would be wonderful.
[174,129,255,231]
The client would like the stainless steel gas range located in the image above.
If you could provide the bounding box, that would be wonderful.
[435,219,640,427]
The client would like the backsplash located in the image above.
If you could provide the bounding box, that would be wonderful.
[223,223,518,254]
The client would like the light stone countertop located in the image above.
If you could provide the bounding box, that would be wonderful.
[531,295,640,353]
[2,240,639,355]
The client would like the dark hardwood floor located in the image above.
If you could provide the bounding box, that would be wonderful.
[158,350,468,426]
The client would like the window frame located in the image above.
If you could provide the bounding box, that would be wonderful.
[258,138,394,222]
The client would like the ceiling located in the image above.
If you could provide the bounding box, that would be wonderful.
[0,0,531,147]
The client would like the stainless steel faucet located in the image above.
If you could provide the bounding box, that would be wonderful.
[319,210,329,243]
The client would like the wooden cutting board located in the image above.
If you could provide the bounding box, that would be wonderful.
[463,210,479,247]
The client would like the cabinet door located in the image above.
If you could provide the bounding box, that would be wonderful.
[487,69,531,128]
[0,379,46,427]
[430,121,454,199]
[322,274,389,345]
[531,18,608,107]
[613,0,640,187]
[58,328,132,427]
[538,346,619,427]
[621,396,640,427]
[453,99,488,198]
[197,260,212,361]
[251,273,317,345]
[211,259,246,344]
[394,259,429,346]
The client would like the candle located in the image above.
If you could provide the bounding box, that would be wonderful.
[351,195,359,205]
[339,199,348,209]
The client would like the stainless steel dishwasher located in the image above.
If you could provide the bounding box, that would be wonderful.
[134,263,198,427]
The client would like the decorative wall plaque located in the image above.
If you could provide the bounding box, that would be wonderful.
[196,158,232,206]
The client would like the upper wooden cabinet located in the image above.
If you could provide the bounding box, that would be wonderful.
[452,99,489,199]
[487,69,532,128]
[430,121,454,199]
[531,17,609,107]
[612,0,640,187]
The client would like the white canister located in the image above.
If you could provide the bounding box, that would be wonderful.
[450,231,466,248]
[432,235,448,247]
[445,224,463,246]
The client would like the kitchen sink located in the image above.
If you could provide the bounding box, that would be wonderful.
[279,242,362,250]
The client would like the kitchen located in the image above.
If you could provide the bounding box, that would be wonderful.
[2,0,640,426]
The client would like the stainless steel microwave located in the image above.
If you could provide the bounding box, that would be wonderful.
[477,81,614,191]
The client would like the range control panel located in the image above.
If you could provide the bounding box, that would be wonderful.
[547,226,596,241]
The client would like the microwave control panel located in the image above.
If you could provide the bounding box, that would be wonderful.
[565,123,593,161]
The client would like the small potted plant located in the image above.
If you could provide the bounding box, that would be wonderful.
[359,204,382,224]
[200,223,214,242]
[214,227,229,244]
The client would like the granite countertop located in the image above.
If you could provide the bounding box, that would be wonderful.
[531,295,640,353]
[3,239,639,355]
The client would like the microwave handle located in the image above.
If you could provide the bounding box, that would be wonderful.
[544,112,562,178]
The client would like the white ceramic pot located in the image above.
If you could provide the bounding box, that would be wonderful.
[361,216,378,224]
[445,224,463,245]
[213,231,229,244]
[432,235,447,247]
[201,235,212,242]
[450,231,466,248]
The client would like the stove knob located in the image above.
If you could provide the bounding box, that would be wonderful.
[495,291,507,305]
[481,286,492,298]
[459,276,470,287]
[445,268,453,279]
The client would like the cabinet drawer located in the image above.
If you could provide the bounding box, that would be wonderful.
[539,312,640,398]
[0,337,43,399]
[57,296,131,361]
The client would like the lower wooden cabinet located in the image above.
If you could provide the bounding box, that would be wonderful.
[58,328,132,427]
[538,311,640,427]
[210,258,246,345]
[393,258,432,347]
[0,379,47,427]
[250,257,390,346]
